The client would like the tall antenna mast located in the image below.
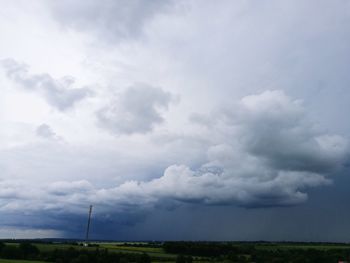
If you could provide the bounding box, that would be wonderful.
[85,205,93,243]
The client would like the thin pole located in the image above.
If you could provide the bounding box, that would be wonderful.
[85,205,93,242]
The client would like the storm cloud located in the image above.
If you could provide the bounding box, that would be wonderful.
[1,0,350,240]
[1,91,347,219]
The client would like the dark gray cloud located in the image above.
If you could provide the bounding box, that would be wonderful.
[0,90,348,239]
[116,177,350,242]
[140,90,348,207]
[97,84,173,134]
[1,59,93,110]
[49,0,174,43]
[230,91,349,174]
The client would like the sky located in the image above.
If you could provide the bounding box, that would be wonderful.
[0,0,350,241]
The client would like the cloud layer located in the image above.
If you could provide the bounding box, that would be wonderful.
[1,91,347,221]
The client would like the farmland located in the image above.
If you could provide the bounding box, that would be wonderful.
[1,241,350,262]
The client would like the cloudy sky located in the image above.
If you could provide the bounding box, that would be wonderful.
[1,0,350,241]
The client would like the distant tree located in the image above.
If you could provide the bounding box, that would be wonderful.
[0,242,5,252]
[0,245,21,259]
[19,242,39,258]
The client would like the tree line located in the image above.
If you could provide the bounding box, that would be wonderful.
[0,242,151,263]
[163,241,350,262]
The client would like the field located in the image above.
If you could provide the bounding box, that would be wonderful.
[2,241,350,262]
[5,242,178,260]
[3,242,180,262]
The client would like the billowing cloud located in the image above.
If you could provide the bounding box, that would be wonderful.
[97,84,173,134]
[1,59,92,110]
[1,91,348,220]
[228,90,349,174]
